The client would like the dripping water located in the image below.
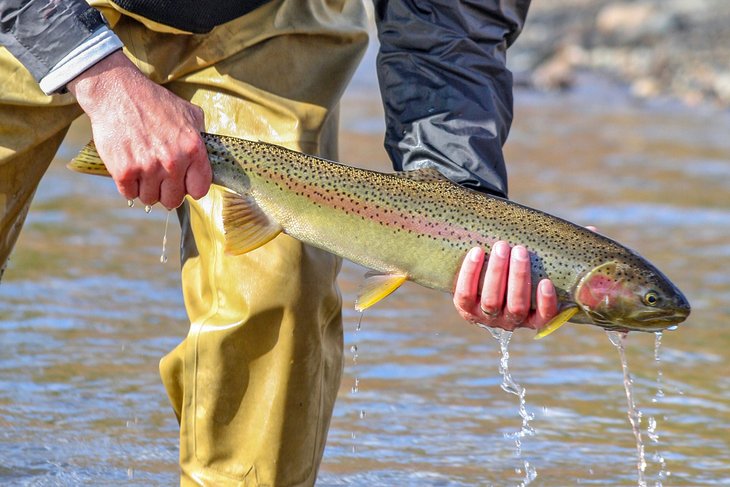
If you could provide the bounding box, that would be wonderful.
[649,332,669,486]
[351,311,365,453]
[144,205,152,214]
[127,199,135,208]
[479,325,537,486]
[160,211,171,264]
[607,330,647,487]
[355,310,364,332]
[651,332,665,404]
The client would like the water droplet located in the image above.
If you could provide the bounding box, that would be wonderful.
[127,468,134,479]
[522,461,537,485]
[647,416,659,443]
[127,199,135,208]
[351,377,360,394]
[666,325,678,331]
[359,409,366,419]
[160,211,171,264]
[350,345,358,354]
[144,205,152,213]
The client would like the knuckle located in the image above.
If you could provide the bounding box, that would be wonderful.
[165,161,186,179]
[506,304,528,322]
[453,294,471,312]
[116,167,140,184]
[182,132,205,154]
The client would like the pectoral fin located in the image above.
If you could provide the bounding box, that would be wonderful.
[221,190,283,255]
[534,307,579,340]
[355,273,408,311]
[67,141,112,177]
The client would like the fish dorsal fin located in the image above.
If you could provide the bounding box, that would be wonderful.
[221,190,283,255]
[533,307,580,339]
[67,141,112,177]
[394,168,451,184]
[355,272,408,311]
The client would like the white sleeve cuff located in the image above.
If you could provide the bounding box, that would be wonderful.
[39,26,124,95]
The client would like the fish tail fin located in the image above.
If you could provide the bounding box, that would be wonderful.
[66,141,111,177]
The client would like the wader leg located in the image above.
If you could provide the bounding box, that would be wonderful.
[0,48,82,276]
[109,4,371,484]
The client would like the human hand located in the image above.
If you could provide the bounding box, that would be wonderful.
[453,241,559,331]
[67,51,211,209]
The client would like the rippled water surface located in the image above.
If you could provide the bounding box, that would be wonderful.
[2,60,729,487]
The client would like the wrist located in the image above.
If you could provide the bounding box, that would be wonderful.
[67,50,142,113]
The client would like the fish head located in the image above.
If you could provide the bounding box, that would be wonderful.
[573,258,690,333]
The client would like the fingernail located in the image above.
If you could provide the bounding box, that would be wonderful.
[468,247,482,263]
[513,245,528,261]
[540,279,555,296]
[494,241,509,258]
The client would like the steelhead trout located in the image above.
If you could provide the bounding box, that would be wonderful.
[68,133,690,337]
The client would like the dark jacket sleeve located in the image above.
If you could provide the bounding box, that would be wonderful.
[0,0,105,81]
[374,0,531,198]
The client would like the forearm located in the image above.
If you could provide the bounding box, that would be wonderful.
[0,0,122,93]
[374,0,531,198]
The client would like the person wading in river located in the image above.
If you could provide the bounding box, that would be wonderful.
[0,0,559,484]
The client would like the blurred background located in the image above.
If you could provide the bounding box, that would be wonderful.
[1,1,728,485]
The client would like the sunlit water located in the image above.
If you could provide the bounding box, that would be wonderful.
[2,55,730,487]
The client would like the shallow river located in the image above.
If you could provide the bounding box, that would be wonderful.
[1,48,729,487]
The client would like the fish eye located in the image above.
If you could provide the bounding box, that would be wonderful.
[643,292,659,306]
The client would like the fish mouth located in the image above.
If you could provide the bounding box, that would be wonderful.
[590,308,690,333]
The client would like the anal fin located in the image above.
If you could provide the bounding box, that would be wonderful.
[355,273,408,311]
[534,307,579,340]
[221,190,282,255]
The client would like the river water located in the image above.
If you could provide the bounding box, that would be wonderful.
[1,47,729,487]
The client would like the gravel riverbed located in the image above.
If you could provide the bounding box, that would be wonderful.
[510,0,730,107]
